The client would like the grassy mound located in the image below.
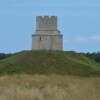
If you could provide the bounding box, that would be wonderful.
[0,50,100,76]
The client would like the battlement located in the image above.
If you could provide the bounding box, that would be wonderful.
[36,16,57,31]
[37,16,57,19]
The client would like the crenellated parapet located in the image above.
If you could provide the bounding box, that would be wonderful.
[36,16,57,31]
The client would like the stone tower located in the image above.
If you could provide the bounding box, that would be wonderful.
[32,16,63,50]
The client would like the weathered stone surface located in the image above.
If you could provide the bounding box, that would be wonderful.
[32,16,63,50]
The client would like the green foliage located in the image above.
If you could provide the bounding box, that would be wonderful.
[0,50,100,77]
[0,53,13,60]
[83,52,100,63]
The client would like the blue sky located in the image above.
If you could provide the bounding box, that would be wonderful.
[0,0,100,53]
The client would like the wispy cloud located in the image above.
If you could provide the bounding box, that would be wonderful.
[75,34,100,43]
[90,35,100,41]
[75,36,88,43]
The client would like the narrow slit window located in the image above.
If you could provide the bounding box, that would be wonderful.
[40,37,41,40]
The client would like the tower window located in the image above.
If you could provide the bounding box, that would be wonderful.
[40,37,41,40]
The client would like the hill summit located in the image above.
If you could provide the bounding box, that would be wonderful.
[0,50,100,76]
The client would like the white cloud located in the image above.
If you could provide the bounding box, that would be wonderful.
[90,35,100,41]
[75,34,100,43]
[75,36,88,43]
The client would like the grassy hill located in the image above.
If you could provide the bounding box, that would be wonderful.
[0,50,100,76]
[0,51,100,100]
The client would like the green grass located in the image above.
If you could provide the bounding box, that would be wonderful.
[0,50,100,76]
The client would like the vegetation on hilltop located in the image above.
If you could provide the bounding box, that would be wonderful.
[0,51,100,63]
[84,52,100,63]
[0,53,13,60]
[0,50,100,76]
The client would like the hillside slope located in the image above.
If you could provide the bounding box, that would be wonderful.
[0,50,100,76]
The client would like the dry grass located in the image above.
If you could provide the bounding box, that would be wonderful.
[0,74,100,100]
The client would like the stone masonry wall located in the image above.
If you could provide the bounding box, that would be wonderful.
[32,16,63,50]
